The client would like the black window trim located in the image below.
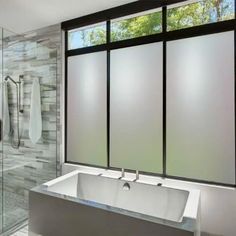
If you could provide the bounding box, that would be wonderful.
[62,0,236,188]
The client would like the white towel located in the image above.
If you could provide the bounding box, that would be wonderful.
[29,78,42,144]
[3,82,10,139]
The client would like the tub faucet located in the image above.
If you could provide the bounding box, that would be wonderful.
[119,168,125,179]
[134,170,139,182]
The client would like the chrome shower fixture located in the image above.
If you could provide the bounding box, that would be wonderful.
[5,75,24,148]
[5,75,24,113]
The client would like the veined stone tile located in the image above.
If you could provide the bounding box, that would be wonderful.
[2,24,61,231]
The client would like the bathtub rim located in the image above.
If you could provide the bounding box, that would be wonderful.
[31,169,200,233]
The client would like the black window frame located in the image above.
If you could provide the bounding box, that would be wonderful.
[62,0,236,188]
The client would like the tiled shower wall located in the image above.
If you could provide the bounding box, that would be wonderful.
[19,24,63,174]
[2,24,62,230]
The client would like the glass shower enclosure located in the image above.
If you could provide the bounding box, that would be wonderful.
[0,27,58,233]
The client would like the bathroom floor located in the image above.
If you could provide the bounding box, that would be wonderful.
[10,226,28,236]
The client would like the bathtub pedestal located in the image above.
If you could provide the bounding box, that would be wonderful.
[29,190,196,236]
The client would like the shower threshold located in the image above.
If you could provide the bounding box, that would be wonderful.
[1,220,27,236]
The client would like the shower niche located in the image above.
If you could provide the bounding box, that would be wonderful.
[0,27,58,233]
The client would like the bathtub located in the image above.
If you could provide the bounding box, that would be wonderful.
[29,170,200,236]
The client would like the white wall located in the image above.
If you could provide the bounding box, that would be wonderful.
[62,164,236,236]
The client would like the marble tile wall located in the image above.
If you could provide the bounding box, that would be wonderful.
[1,24,62,231]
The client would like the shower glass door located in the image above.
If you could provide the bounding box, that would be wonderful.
[0,27,4,233]
[1,28,58,233]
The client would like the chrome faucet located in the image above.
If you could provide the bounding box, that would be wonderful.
[134,170,139,182]
[122,168,125,178]
[119,168,125,179]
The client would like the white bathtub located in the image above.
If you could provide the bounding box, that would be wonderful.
[29,170,200,236]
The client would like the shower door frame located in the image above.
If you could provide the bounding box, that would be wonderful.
[0,27,59,234]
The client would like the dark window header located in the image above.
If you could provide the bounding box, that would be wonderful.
[61,0,189,30]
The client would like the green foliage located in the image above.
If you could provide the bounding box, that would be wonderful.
[167,0,234,31]
[111,12,162,41]
[167,2,209,31]
[69,0,234,48]
[86,27,106,46]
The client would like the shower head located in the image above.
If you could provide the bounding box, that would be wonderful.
[5,75,17,85]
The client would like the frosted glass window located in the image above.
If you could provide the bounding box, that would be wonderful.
[110,43,163,173]
[166,31,235,184]
[67,52,107,167]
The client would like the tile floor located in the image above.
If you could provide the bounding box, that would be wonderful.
[10,226,28,236]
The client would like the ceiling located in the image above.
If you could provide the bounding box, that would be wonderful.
[0,0,135,34]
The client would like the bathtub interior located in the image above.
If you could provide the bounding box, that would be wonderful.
[46,172,189,223]
[46,172,79,197]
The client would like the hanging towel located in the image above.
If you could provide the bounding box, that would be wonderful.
[29,78,42,144]
[3,81,10,139]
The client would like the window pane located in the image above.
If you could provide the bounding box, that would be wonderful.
[166,31,235,184]
[67,52,107,167]
[110,43,163,173]
[68,23,106,50]
[111,9,162,42]
[167,0,235,31]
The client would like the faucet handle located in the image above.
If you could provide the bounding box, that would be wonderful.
[119,168,125,179]
[133,170,139,182]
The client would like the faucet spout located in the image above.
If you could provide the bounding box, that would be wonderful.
[134,170,139,182]
[119,168,125,179]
